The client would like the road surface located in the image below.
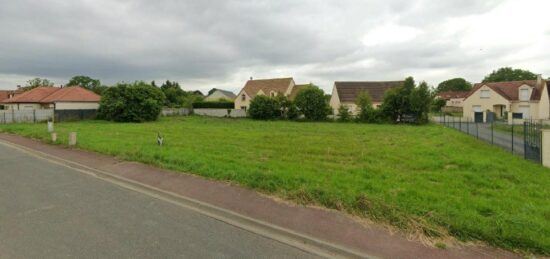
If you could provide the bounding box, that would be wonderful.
[0,142,318,259]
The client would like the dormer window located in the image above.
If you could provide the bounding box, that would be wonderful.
[480,90,490,98]
[270,91,276,97]
[520,88,529,101]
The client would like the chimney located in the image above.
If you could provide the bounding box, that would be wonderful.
[250,77,253,80]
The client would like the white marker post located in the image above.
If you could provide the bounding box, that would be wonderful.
[68,132,77,146]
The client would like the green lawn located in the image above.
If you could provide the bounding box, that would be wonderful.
[1,116,549,255]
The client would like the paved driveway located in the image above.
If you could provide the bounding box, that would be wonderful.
[0,143,317,259]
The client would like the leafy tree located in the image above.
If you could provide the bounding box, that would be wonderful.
[97,81,165,122]
[337,105,351,122]
[409,82,432,123]
[182,94,204,109]
[432,98,446,112]
[160,80,187,107]
[482,67,537,83]
[24,78,54,90]
[67,75,101,90]
[355,91,378,123]
[273,95,292,119]
[380,77,432,124]
[287,103,299,120]
[436,78,472,93]
[248,95,280,120]
[294,85,329,121]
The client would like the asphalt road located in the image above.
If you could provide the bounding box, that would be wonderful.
[0,143,318,259]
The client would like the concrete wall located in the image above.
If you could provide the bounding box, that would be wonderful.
[539,85,550,119]
[55,102,99,110]
[161,108,191,116]
[194,108,247,118]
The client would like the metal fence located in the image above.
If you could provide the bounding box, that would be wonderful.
[0,109,54,123]
[434,114,545,163]
[54,109,97,122]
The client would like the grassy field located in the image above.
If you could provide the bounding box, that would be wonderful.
[1,116,549,255]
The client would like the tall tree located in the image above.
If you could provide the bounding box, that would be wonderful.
[380,77,433,124]
[160,80,187,107]
[436,78,472,93]
[67,75,101,90]
[482,67,537,83]
[24,78,54,90]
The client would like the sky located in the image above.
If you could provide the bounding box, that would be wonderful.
[1,0,549,93]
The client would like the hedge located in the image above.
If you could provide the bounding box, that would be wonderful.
[192,101,234,109]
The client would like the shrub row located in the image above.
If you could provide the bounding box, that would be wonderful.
[192,101,234,109]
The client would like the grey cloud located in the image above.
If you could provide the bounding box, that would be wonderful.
[0,0,548,91]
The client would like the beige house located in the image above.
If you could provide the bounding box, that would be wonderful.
[329,81,403,115]
[1,86,101,110]
[462,76,549,122]
[204,89,236,102]
[234,77,307,110]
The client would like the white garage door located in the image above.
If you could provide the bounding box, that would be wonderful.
[519,106,530,119]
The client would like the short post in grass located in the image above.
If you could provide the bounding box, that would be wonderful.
[47,121,54,133]
[68,132,77,146]
[51,132,57,143]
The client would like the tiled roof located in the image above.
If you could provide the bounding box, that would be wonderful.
[437,91,470,99]
[288,84,309,100]
[0,89,23,102]
[241,78,294,98]
[41,86,101,102]
[1,86,100,104]
[467,80,546,101]
[334,81,403,103]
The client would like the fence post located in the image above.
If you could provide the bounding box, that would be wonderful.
[33,109,36,123]
[467,118,470,134]
[491,121,494,144]
[459,117,462,131]
[511,122,514,154]
[12,109,15,123]
[523,121,530,159]
[476,121,479,139]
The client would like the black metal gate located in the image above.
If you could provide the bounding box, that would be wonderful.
[524,120,542,163]
[474,112,484,123]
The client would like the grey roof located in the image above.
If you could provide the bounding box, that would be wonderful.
[334,81,403,103]
[210,89,236,99]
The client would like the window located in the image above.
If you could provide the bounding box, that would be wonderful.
[472,105,482,112]
[520,89,529,101]
[480,90,490,98]
[270,92,276,97]
[519,105,530,119]
[240,106,246,111]
[241,94,246,101]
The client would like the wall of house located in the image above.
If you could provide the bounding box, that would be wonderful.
[55,102,99,110]
[329,85,341,115]
[204,91,234,102]
[446,98,464,107]
[234,90,251,110]
[539,85,550,119]
[3,103,43,110]
[463,85,510,120]
[510,102,539,120]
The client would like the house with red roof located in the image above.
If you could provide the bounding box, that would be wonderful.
[1,86,101,110]
[462,75,549,122]
[436,91,469,109]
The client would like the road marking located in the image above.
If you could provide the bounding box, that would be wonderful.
[0,139,375,259]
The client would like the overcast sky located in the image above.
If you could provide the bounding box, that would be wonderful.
[1,0,549,93]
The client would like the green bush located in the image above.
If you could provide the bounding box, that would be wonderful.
[192,102,234,109]
[97,82,165,122]
[294,86,330,121]
[380,77,432,124]
[337,105,351,122]
[355,91,380,123]
[287,102,299,120]
[248,95,280,120]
